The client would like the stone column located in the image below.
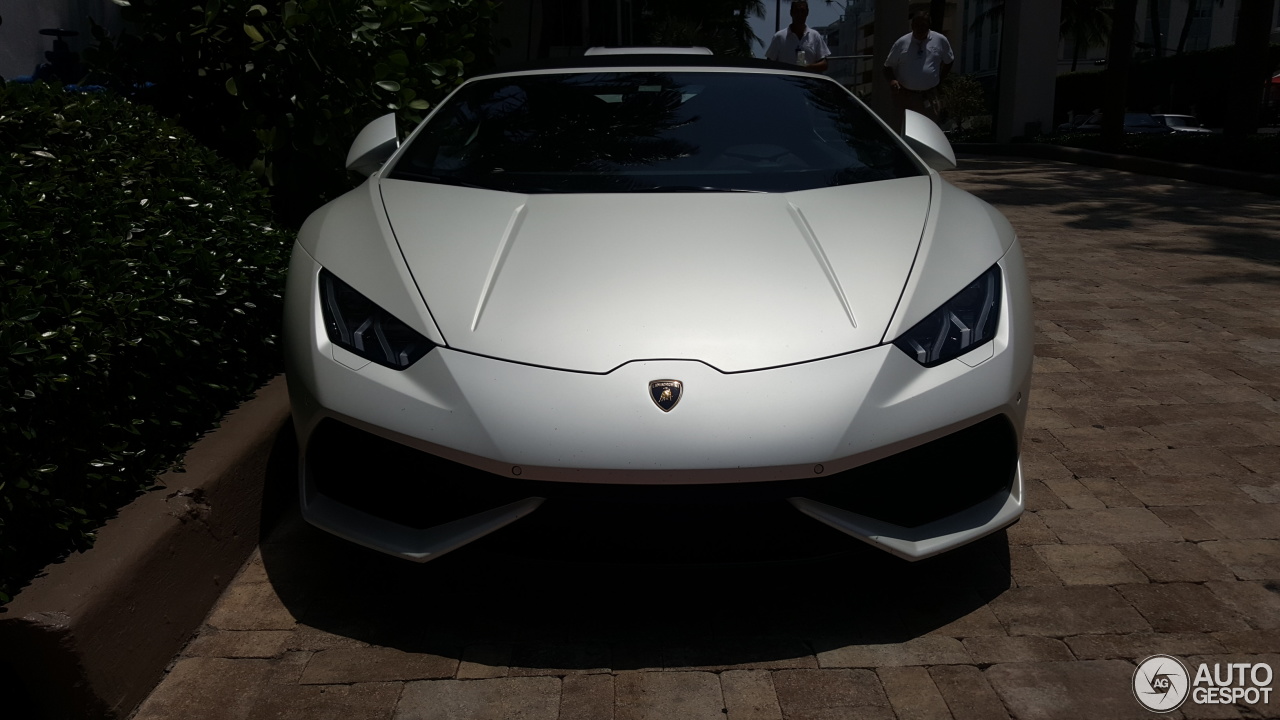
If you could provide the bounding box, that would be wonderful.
[995,0,1064,142]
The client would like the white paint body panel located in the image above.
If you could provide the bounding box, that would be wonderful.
[380,177,932,372]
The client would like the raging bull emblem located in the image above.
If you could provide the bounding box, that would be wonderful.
[648,380,683,412]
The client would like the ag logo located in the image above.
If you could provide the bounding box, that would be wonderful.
[1134,654,1190,713]
[648,380,683,412]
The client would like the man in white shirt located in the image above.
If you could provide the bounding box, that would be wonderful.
[883,12,954,131]
[765,1,830,73]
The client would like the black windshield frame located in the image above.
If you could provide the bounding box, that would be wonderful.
[388,70,924,194]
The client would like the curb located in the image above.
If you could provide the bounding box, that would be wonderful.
[0,376,291,720]
[953,142,1280,196]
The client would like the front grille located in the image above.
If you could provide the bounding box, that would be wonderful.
[308,415,1017,533]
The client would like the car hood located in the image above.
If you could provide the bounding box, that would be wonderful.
[379,176,932,373]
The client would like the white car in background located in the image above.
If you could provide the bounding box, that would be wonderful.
[283,50,1034,564]
[1151,113,1214,134]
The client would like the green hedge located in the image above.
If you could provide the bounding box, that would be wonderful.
[0,81,290,603]
[86,0,500,226]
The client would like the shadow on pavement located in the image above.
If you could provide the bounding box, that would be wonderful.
[950,157,1280,278]
[257,431,1011,670]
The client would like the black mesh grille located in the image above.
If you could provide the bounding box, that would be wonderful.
[308,415,1017,532]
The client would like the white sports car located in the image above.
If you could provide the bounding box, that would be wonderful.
[283,51,1033,563]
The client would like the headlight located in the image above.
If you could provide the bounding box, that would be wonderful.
[893,265,1001,367]
[319,269,435,370]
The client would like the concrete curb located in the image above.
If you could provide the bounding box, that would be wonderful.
[0,376,291,720]
[953,142,1280,196]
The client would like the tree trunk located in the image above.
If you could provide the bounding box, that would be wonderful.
[1103,0,1139,148]
[1224,0,1278,139]
[1176,0,1197,54]
[1149,0,1165,57]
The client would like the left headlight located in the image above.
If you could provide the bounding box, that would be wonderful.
[893,264,1001,367]
[319,268,436,370]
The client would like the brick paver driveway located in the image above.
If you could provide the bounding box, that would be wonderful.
[135,158,1280,720]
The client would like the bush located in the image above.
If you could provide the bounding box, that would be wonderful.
[85,0,500,226]
[0,81,290,603]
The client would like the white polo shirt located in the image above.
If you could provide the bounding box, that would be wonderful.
[765,26,831,66]
[884,30,954,91]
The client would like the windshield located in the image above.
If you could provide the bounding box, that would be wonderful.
[388,71,923,193]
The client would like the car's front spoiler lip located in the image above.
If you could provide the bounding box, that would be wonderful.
[300,462,1022,563]
[789,461,1024,561]
[304,493,544,563]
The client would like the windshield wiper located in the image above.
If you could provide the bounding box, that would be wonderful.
[628,185,764,193]
[389,171,497,191]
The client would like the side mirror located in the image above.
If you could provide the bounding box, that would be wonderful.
[346,114,399,177]
[902,110,956,171]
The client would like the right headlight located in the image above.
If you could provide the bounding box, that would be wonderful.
[893,264,1001,367]
[319,268,436,370]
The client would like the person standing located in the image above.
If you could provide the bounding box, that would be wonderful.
[765,0,831,73]
[883,12,954,132]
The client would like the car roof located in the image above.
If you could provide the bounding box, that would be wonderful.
[476,52,795,78]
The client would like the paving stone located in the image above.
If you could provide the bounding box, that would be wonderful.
[1117,583,1251,633]
[985,660,1153,720]
[1008,545,1062,588]
[1041,479,1106,509]
[1181,653,1280,719]
[269,651,313,685]
[1039,507,1182,544]
[771,668,893,720]
[1076,478,1146,507]
[133,658,271,720]
[1238,479,1280,504]
[1117,542,1237,583]
[1140,422,1268,449]
[1005,511,1058,546]
[962,636,1074,664]
[286,623,371,652]
[1117,476,1256,507]
[1034,544,1148,585]
[248,682,402,720]
[1222,446,1280,475]
[928,665,1009,720]
[876,667,952,720]
[300,647,458,684]
[1151,507,1225,542]
[662,638,817,671]
[206,581,302,631]
[1211,628,1280,653]
[1199,539,1280,580]
[1051,450,1144,480]
[182,629,292,659]
[1204,581,1280,630]
[509,643,610,676]
[916,600,1008,639]
[394,677,560,720]
[559,673,614,720]
[815,636,970,668]
[614,671,725,720]
[720,670,783,720]
[1048,426,1163,452]
[988,586,1150,637]
[457,643,512,679]
[1064,632,1226,660]
[1193,504,1280,540]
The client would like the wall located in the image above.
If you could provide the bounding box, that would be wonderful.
[0,0,122,81]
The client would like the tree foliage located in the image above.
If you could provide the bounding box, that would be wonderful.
[642,0,765,56]
[0,81,289,603]
[86,0,500,225]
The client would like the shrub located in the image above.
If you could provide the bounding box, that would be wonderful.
[85,0,500,226]
[0,81,290,603]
